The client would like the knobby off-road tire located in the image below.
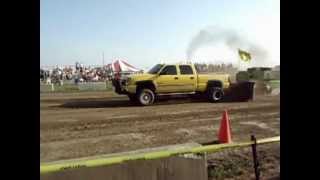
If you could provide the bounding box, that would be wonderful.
[137,88,155,106]
[207,87,224,102]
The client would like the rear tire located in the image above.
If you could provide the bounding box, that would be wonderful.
[207,87,224,102]
[137,88,155,106]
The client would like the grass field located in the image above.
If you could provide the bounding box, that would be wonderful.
[267,80,280,89]
[40,81,113,93]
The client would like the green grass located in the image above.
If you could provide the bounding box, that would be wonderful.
[40,83,113,93]
[266,80,280,89]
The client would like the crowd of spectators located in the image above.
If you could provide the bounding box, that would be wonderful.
[40,62,111,85]
[41,62,240,85]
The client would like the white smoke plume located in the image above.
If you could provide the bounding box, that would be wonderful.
[186,26,269,67]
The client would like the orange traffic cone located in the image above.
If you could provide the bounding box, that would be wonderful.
[218,110,232,143]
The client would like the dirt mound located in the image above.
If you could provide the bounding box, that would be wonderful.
[207,143,280,180]
[254,81,269,95]
[271,88,280,96]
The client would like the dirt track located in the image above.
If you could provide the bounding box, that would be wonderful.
[40,91,280,163]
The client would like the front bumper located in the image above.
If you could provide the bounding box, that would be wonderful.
[123,84,136,94]
[112,79,136,95]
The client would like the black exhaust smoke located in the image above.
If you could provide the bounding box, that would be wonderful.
[186,26,269,66]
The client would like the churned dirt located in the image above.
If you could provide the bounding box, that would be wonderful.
[41,91,280,179]
[207,142,280,180]
[41,91,279,164]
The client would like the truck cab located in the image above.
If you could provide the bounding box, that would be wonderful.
[150,64,197,93]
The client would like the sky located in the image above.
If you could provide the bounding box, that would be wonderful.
[40,0,280,70]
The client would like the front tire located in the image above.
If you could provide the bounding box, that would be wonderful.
[137,88,155,106]
[208,87,224,102]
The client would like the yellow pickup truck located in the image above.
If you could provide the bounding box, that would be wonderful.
[112,63,231,105]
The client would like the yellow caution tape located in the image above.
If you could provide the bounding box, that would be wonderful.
[40,136,279,175]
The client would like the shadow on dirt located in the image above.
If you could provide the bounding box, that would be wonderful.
[59,94,250,109]
[60,99,135,108]
[201,140,220,146]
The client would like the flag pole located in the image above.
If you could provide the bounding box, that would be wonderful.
[238,56,240,71]
[102,52,105,66]
[238,49,241,71]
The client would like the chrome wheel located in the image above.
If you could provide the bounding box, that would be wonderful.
[208,87,224,102]
[212,90,223,101]
[138,89,155,105]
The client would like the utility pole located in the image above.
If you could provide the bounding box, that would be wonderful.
[102,52,105,66]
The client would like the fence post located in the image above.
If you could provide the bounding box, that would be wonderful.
[51,83,54,92]
[251,135,260,180]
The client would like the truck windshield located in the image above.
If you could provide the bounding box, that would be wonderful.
[148,64,164,74]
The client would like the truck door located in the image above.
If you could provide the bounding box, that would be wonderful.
[178,65,197,92]
[156,65,181,93]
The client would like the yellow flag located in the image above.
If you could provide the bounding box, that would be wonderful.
[238,49,251,62]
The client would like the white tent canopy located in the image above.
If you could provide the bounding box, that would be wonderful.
[107,60,140,73]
